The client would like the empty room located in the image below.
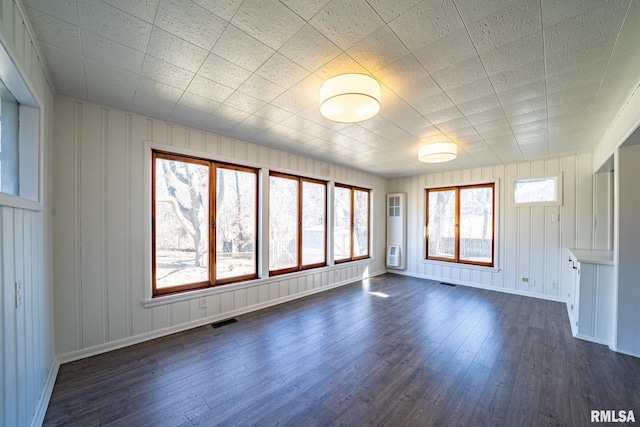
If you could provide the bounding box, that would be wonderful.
[2,0,640,425]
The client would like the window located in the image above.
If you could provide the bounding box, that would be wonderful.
[509,174,562,206]
[334,184,370,262]
[0,75,40,204]
[0,79,19,196]
[426,183,494,267]
[152,151,258,296]
[269,172,327,275]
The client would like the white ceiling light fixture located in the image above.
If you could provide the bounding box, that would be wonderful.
[319,74,381,123]
[418,142,458,163]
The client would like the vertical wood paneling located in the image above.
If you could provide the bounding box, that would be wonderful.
[3,207,18,426]
[389,154,593,302]
[107,111,128,342]
[130,114,149,337]
[52,98,387,364]
[0,3,56,425]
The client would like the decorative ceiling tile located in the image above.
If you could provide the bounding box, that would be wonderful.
[254,53,309,88]
[347,26,410,73]
[466,0,541,54]
[211,25,275,72]
[100,0,160,23]
[279,24,342,73]
[413,28,478,75]
[22,0,78,25]
[27,0,640,177]
[155,0,226,50]
[77,0,152,51]
[192,0,244,22]
[26,7,81,52]
[309,0,386,51]
[140,56,194,90]
[146,27,210,73]
[198,53,253,89]
[280,0,332,21]
[389,0,464,52]
[232,0,306,50]
[186,75,234,103]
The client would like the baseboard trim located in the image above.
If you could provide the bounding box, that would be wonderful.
[611,347,640,359]
[57,270,387,364]
[29,357,59,427]
[388,270,567,303]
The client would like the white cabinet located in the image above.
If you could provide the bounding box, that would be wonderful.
[567,249,615,346]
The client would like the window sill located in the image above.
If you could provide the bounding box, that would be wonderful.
[0,193,41,211]
[421,258,501,272]
[144,257,374,308]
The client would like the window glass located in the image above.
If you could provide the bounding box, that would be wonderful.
[0,80,20,196]
[216,167,257,281]
[426,184,494,267]
[427,189,456,260]
[154,156,209,290]
[353,189,369,258]
[514,178,556,204]
[269,175,299,272]
[302,180,326,266]
[334,186,352,261]
[152,151,258,296]
[459,186,493,263]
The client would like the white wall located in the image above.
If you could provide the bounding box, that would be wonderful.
[387,154,594,302]
[593,79,640,172]
[616,143,640,356]
[0,1,56,426]
[52,97,387,361]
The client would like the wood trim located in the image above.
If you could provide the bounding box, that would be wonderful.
[152,149,260,297]
[214,165,259,284]
[301,178,328,269]
[334,184,371,262]
[269,172,329,275]
[209,163,216,286]
[425,183,495,268]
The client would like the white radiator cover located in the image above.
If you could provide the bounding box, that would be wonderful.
[386,193,407,269]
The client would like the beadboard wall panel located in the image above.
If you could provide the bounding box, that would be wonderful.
[52,98,387,361]
[0,1,56,426]
[388,154,593,301]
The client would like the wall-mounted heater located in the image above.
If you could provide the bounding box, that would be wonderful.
[386,193,406,269]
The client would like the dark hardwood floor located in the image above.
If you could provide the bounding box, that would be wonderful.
[44,274,640,426]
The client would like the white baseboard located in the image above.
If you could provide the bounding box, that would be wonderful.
[388,270,567,303]
[57,270,387,364]
[29,357,60,427]
[611,346,640,359]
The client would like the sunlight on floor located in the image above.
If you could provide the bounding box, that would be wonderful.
[368,291,390,298]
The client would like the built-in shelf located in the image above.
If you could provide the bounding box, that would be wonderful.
[568,248,614,265]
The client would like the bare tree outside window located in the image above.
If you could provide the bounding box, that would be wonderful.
[152,151,258,296]
[154,156,209,290]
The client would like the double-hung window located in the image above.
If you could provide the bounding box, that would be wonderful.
[269,172,327,275]
[334,185,370,262]
[426,183,494,267]
[152,151,258,296]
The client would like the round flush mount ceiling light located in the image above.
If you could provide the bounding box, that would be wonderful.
[418,142,458,163]
[319,74,381,123]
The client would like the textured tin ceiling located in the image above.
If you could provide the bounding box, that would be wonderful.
[22,0,640,177]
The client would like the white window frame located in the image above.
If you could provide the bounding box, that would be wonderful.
[508,173,563,207]
[0,38,41,210]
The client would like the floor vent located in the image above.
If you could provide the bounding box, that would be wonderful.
[439,282,456,287]
[211,318,238,328]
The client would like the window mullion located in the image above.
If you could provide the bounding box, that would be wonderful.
[454,187,460,263]
[350,188,355,260]
[297,177,303,271]
[209,162,217,286]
